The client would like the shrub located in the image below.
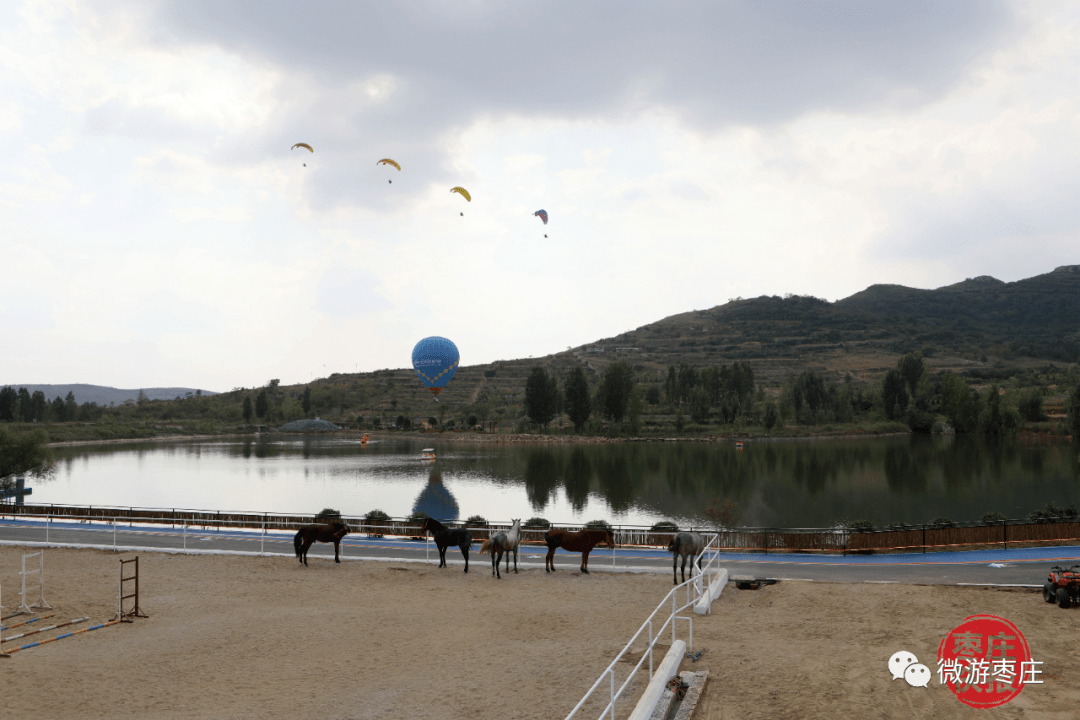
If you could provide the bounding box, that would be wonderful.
[650,520,679,533]
[585,519,611,530]
[927,517,955,528]
[980,511,1007,523]
[845,520,875,533]
[465,515,488,527]
[315,508,341,521]
[1028,501,1078,523]
[364,509,390,522]
[409,511,429,523]
[887,523,913,531]
[524,517,550,529]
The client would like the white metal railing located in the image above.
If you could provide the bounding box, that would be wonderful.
[564,536,718,720]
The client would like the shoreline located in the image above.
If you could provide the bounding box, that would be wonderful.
[45,427,1073,449]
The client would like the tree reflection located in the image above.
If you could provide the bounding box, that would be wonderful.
[563,448,593,512]
[524,450,560,510]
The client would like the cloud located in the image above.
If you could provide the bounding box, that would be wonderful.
[316,265,393,317]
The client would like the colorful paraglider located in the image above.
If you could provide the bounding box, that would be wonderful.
[292,143,313,166]
[451,186,470,215]
[378,158,400,183]
[534,209,548,225]
[412,336,460,400]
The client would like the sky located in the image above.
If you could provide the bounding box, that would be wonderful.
[2,0,1078,392]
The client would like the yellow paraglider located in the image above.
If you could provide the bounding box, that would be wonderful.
[450,187,471,202]
[292,143,314,153]
[377,159,401,171]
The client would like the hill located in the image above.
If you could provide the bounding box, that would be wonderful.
[0,384,218,406]
[228,264,1080,427]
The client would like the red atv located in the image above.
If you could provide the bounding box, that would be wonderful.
[1043,565,1080,608]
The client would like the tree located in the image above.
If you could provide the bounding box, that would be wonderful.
[30,391,46,422]
[688,387,710,424]
[596,361,634,424]
[940,373,981,433]
[1068,381,1080,439]
[645,386,661,405]
[896,352,925,397]
[0,426,54,498]
[302,386,312,414]
[524,366,558,428]
[881,369,909,421]
[563,366,592,433]
[1018,391,1045,423]
[980,385,1018,437]
[50,396,66,422]
[17,388,32,422]
[255,390,269,420]
[242,396,254,424]
[0,386,17,421]
[64,391,77,421]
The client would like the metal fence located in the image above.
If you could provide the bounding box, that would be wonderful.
[3,502,1079,555]
[564,534,723,720]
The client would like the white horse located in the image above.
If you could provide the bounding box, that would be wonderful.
[666,531,704,585]
[479,518,522,579]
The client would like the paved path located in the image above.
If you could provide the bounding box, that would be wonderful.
[2,518,1077,586]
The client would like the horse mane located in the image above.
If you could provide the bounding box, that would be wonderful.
[421,517,447,533]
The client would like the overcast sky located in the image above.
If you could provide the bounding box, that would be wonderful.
[2,1,1078,392]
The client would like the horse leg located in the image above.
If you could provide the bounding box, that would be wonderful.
[681,555,688,583]
[333,539,341,563]
[494,548,502,579]
[581,549,591,574]
[672,553,678,585]
[438,545,447,568]
[545,546,555,572]
[302,538,315,566]
[460,543,469,574]
[513,547,518,574]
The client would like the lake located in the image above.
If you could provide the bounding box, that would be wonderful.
[32,434,1080,528]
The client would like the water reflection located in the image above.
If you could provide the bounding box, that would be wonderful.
[412,466,459,521]
[38,435,1080,528]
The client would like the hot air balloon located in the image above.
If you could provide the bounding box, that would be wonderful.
[378,158,400,183]
[412,336,460,399]
[534,209,548,225]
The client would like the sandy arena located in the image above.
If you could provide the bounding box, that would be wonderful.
[1,546,1077,719]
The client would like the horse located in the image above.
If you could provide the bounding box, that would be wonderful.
[478,518,522,579]
[293,519,351,566]
[667,532,704,585]
[421,517,472,573]
[544,527,615,574]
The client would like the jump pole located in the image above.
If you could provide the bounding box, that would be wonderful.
[4,619,122,655]
[18,551,51,614]
[1,582,7,658]
[1,617,89,644]
[1,614,55,631]
[116,556,148,622]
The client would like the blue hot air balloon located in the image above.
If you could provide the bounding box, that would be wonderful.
[411,336,460,398]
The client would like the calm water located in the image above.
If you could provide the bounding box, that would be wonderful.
[31,435,1080,528]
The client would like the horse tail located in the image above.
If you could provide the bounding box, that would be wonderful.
[479,539,493,555]
[293,528,303,558]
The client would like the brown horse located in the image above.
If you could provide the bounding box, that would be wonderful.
[544,528,615,574]
[294,520,351,566]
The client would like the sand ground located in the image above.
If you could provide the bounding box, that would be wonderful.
[0,547,1075,719]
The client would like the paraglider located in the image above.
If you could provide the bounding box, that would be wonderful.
[534,209,548,225]
[292,143,313,166]
[451,186,470,215]
[377,158,400,183]
[412,336,460,400]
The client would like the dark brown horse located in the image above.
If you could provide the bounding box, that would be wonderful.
[421,517,472,573]
[544,528,615,574]
[294,520,351,566]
